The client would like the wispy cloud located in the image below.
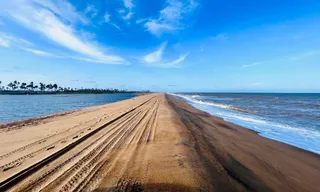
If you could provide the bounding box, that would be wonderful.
[143,41,167,63]
[119,0,134,21]
[143,0,198,36]
[241,50,320,68]
[85,5,98,18]
[242,62,261,68]
[142,41,188,68]
[158,53,189,68]
[286,50,320,61]
[103,13,122,31]
[123,0,134,9]
[0,36,10,48]
[123,12,134,20]
[210,33,228,40]
[104,13,110,23]
[110,23,122,31]
[0,32,34,48]
[33,0,88,24]
[0,0,125,64]
[22,47,61,57]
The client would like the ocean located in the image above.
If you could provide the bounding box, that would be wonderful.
[0,93,137,123]
[171,93,320,155]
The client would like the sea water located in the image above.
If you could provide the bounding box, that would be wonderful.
[0,93,137,123]
[170,93,320,155]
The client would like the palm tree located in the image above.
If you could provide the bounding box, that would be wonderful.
[39,83,46,91]
[13,80,20,90]
[53,84,58,91]
[46,84,53,91]
[20,82,27,90]
[27,82,34,91]
[7,82,14,90]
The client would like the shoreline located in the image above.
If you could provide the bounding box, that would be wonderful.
[0,91,140,95]
[0,93,319,191]
[170,93,320,155]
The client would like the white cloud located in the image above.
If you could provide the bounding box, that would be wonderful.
[123,11,134,20]
[0,37,10,48]
[123,0,134,9]
[142,41,188,68]
[118,9,126,14]
[33,0,88,24]
[119,0,134,21]
[0,0,125,64]
[0,33,12,48]
[242,62,261,68]
[104,13,110,23]
[159,53,189,68]
[0,32,34,48]
[136,18,148,24]
[210,33,228,40]
[144,0,198,36]
[85,5,98,18]
[286,50,320,61]
[110,23,122,31]
[22,48,60,57]
[103,13,122,31]
[144,21,175,36]
[143,41,167,63]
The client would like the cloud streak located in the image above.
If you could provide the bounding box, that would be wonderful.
[143,41,167,63]
[142,41,188,68]
[242,62,261,68]
[0,0,125,64]
[0,32,34,48]
[22,48,61,57]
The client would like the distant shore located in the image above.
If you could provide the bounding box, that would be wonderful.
[0,93,319,192]
[0,80,149,95]
[0,90,148,95]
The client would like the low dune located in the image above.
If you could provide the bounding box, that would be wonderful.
[0,93,319,192]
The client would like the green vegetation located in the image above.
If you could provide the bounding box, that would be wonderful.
[0,80,148,95]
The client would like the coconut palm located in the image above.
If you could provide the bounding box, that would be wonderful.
[26,82,34,91]
[53,84,58,91]
[39,83,46,91]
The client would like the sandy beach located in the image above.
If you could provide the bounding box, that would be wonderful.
[0,93,319,192]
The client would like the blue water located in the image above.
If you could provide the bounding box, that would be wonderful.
[171,93,320,155]
[0,93,137,123]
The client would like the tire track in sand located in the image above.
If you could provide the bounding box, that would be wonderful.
[0,95,160,192]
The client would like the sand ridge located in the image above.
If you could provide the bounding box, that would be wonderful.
[0,93,319,192]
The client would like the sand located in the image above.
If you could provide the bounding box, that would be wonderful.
[0,93,319,192]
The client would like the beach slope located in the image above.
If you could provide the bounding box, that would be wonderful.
[0,93,319,192]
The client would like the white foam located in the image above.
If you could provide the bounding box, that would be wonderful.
[169,93,320,154]
[170,93,235,110]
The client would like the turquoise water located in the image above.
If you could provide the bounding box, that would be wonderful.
[0,93,137,123]
[171,93,320,154]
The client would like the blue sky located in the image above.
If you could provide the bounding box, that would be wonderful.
[0,0,320,92]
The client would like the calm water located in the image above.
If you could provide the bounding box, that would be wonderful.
[171,93,320,154]
[0,93,137,123]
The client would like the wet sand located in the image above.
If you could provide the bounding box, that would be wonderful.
[0,93,319,192]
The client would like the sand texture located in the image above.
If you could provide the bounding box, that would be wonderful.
[0,93,319,192]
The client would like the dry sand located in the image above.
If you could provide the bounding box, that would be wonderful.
[0,93,319,192]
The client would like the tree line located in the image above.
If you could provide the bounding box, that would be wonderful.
[0,80,145,94]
